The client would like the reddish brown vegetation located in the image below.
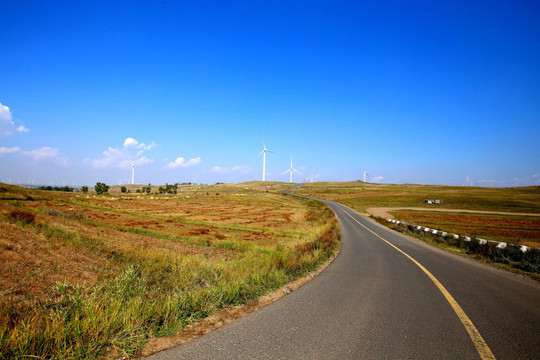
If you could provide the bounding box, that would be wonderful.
[395,212,540,247]
[8,210,35,224]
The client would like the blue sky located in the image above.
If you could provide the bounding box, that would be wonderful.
[1,1,539,187]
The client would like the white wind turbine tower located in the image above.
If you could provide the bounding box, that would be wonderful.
[130,161,135,185]
[363,170,368,183]
[254,140,276,182]
[282,156,302,183]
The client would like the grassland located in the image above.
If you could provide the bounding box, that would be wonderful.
[0,182,339,359]
[296,181,540,213]
[294,181,540,247]
[294,181,540,275]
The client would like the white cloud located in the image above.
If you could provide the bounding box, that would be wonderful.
[211,165,251,174]
[0,146,21,154]
[119,156,154,168]
[211,166,230,173]
[89,146,125,168]
[123,137,139,148]
[0,102,29,137]
[0,103,14,137]
[137,141,156,150]
[165,157,201,169]
[88,138,155,169]
[123,138,156,150]
[22,146,67,165]
[371,176,384,182]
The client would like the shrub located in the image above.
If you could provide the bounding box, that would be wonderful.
[95,182,110,195]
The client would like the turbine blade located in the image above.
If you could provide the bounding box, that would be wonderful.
[281,169,290,175]
[293,169,302,175]
[253,150,264,161]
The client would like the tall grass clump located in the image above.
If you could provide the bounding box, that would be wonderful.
[42,207,87,221]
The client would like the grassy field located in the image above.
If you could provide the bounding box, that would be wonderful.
[294,181,540,247]
[0,182,339,359]
[296,181,540,213]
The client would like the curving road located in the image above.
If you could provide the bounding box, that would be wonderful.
[148,199,540,359]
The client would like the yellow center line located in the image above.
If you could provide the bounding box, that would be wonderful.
[339,206,496,360]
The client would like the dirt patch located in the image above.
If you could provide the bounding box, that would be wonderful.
[0,221,104,301]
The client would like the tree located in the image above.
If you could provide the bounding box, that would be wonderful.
[121,186,127,193]
[95,182,110,195]
[159,183,178,194]
[81,186,89,194]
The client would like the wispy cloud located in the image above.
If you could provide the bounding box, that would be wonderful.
[22,146,67,165]
[0,146,21,155]
[211,165,250,174]
[476,174,540,187]
[0,102,29,137]
[371,176,384,182]
[165,157,201,169]
[87,137,155,169]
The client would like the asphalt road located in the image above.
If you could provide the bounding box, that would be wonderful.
[148,199,540,360]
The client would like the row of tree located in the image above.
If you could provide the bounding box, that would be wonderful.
[41,182,205,195]
[37,186,74,192]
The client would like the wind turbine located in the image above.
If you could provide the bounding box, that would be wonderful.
[254,140,276,182]
[130,161,135,185]
[282,156,302,183]
[363,170,368,183]
[305,174,315,183]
